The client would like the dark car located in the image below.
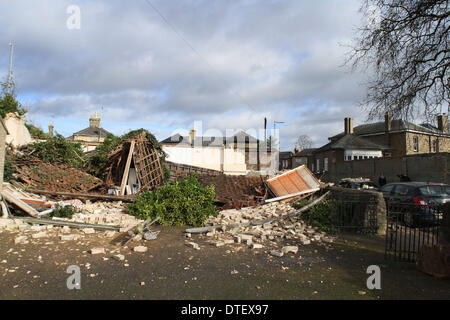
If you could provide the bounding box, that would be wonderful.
[380,182,448,227]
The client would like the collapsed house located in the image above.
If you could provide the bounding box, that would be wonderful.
[11,158,104,193]
[104,132,165,195]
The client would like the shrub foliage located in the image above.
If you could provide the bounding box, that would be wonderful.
[127,175,218,227]
[29,134,85,168]
[294,198,337,233]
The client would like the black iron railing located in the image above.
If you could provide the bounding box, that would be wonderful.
[385,202,443,262]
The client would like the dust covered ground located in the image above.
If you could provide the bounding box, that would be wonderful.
[0,226,449,300]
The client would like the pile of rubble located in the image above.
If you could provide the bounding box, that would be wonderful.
[186,199,335,257]
[172,171,267,210]
[0,201,143,245]
[11,158,104,192]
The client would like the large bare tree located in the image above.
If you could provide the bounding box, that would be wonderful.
[296,134,313,150]
[348,0,449,121]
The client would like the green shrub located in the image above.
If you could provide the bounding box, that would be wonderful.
[50,204,78,219]
[85,133,121,179]
[0,91,27,118]
[127,175,218,227]
[297,199,337,233]
[25,123,49,139]
[26,134,84,168]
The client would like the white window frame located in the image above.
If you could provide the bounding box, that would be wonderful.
[413,136,419,152]
[324,158,328,171]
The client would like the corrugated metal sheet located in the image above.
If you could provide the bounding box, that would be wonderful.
[266,165,320,197]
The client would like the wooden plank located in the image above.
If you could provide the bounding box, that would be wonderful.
[1,189,40,217]
[27,190,136,202]
[120,140,136,196]
[18,217,120,231]
[265,188,320,203]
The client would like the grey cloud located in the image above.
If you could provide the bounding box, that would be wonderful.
[1,0,370,150]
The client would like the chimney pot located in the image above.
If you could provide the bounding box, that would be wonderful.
[437,114,448,133]
[385,112,391,131]
[344,117,354,134]
[89,112,101,128]
[48,122,54,138]
[189,128,195,145]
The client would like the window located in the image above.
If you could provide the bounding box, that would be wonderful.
[324,158,328,171]
[282,160,289,169]
[311,163,314,172]
[316,159,320,172]
[413,136,419,152]
[380,184,395,194]
[432,140,437,153]
[394,185,410,196]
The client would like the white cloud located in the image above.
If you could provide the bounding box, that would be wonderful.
[0,0,370,150]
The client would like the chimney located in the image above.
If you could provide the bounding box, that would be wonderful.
[189,128,195,145]
[344,117,354,135]
[385,111,391,131]
[437,114,448,133]
[48,121,54,138]
[89,112,101,128]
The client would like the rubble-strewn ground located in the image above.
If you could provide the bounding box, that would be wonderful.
[1,205,449,299]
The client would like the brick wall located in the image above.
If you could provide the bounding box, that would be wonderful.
[324,152,449,185]
[166,161,221,182]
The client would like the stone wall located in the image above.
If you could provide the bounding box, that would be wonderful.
[327,186,387,235]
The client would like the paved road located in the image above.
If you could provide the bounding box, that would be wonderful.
[1,226,449,299]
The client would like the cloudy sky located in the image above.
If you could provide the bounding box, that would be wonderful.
[0,0,373,150]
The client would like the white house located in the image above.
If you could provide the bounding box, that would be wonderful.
[160,129,276,175]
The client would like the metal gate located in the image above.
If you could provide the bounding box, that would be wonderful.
[385,202,442,262]
[333,199,379,234]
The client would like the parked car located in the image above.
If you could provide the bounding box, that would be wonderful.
[380,182,448,227]
[338,178,378,190]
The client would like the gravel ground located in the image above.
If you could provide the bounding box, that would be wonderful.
[0,226,449,300]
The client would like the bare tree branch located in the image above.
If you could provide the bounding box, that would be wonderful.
[346,0,449,121]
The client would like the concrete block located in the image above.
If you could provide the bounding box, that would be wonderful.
[133,246,148,253]
[270,250,284,257]
[215,241,225,247]
[282,246,299,254]
[60,234,78,241]
[82,228,95,234]
[186,241,200,250]
[90,247,105,255]
[15,236,28,244]
[113,254,125,261]
[32,232,47,239]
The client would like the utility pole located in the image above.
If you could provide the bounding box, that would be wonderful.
[273,120,284,149]
[7,42,14,94]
